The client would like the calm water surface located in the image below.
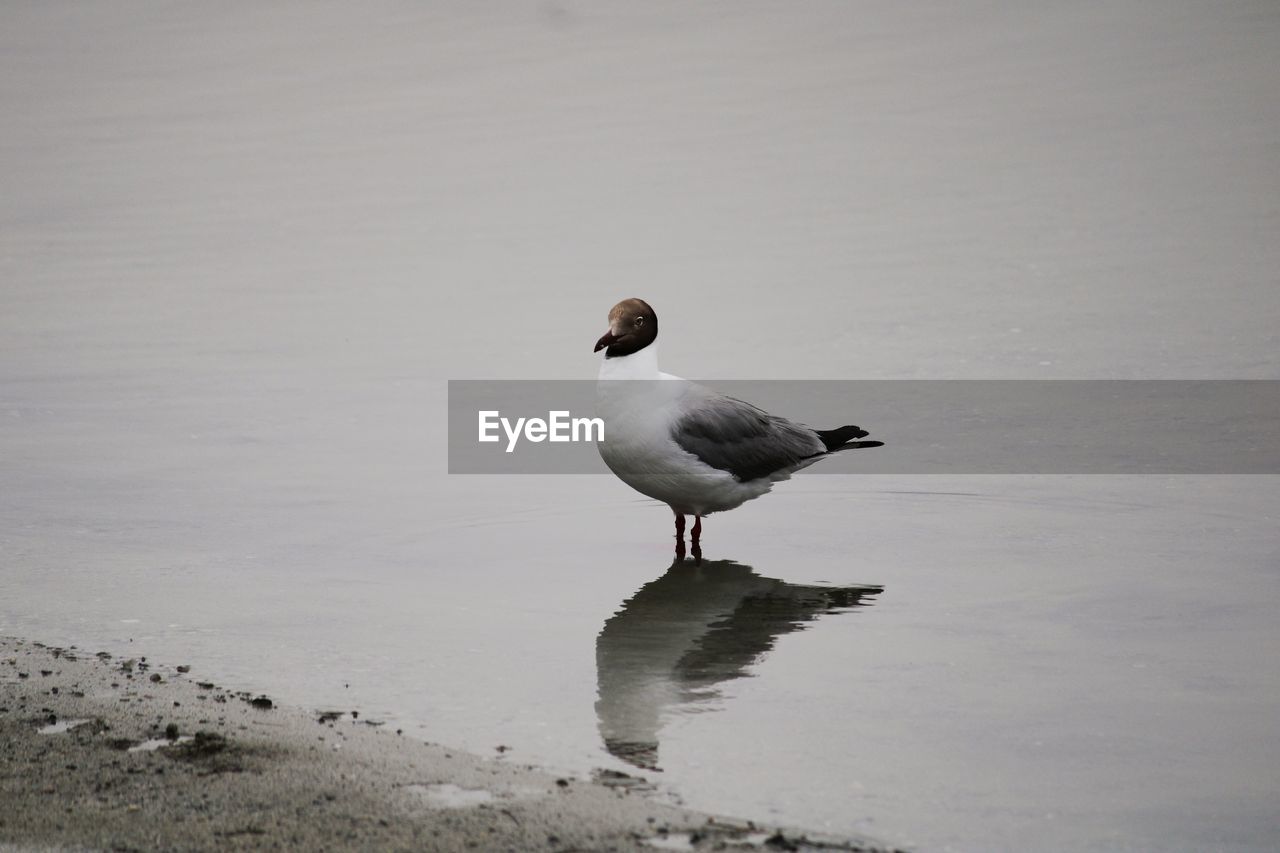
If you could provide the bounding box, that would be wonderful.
[3,3,1279,851]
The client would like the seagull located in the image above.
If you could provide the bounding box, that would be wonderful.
[594,298,882,562]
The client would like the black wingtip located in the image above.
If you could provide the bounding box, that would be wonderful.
[815,425,879,452]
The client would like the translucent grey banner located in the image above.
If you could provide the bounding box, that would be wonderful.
[447,380,1280,474]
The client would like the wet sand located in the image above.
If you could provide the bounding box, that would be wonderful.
[0,637,893,852]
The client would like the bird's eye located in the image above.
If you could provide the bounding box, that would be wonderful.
[635,317,644,326]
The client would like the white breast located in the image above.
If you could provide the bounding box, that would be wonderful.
[596,349,773,515]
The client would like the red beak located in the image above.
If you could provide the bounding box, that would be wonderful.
[594,331,618,352]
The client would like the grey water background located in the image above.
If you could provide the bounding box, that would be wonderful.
[3,2,1279,851]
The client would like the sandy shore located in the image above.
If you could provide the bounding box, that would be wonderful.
[0,638,892,852]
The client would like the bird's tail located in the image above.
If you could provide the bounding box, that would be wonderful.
[815,425,884,453]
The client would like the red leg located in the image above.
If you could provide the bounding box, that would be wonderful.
[690,515,702,565]
[674,513,686,562]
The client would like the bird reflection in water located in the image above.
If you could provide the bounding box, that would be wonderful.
[595,560,882,771]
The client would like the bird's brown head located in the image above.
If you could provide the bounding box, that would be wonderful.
[594,298,658,358]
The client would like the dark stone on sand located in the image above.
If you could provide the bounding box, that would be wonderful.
[165,723,179,740]
[168,730,228,759]
[176,665,191,673]
[249,696,273,710]
[764,831,803,851]
[149,674,162,683]
[592,768,656,792]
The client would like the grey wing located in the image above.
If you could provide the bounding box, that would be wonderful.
[670,393,827,482]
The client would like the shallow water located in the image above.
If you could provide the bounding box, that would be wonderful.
[5,475,1278,851]
[3,2,1279,851]
[38,719,91,736]
[128,736,193,753]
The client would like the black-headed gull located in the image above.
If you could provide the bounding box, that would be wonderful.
[594,298,882,562]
